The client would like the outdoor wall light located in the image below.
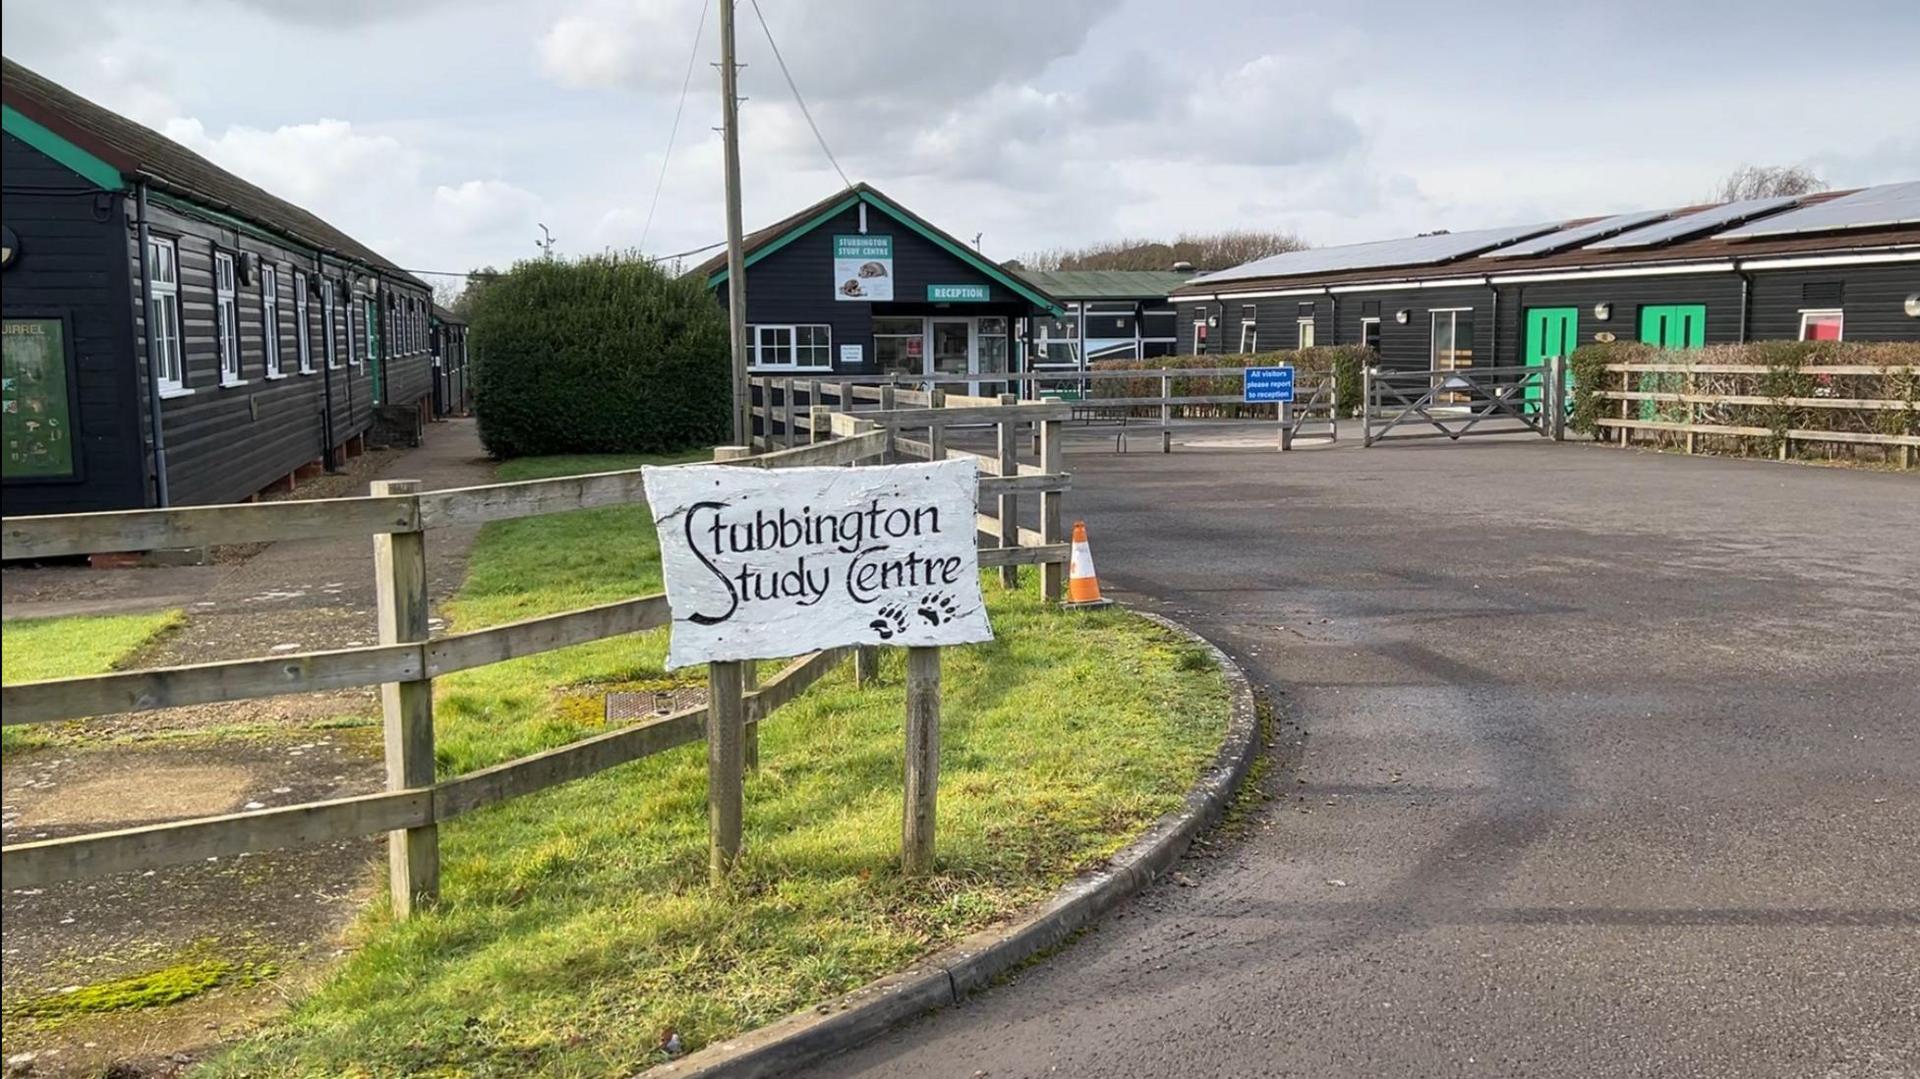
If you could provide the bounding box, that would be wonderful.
[1394,309,1410,324]
[1593,302,1612,321]
[1905,293,1920,318]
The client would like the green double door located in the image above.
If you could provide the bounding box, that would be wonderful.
[1639,304,1705,349]
[1524,307,1579,406]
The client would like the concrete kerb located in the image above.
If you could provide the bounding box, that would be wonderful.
[643,608,1261,1079]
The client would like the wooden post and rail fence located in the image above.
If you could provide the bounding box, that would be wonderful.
[0,394,1072,908]
[748,366,1338,455]
[1590,360,1917,467]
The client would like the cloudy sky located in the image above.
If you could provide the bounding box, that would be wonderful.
[6,0,1916,292]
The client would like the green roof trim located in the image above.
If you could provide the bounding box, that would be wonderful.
[2,103,125,191]
[706,192,860,289]
[708,188,1066,317]
[1014,269,1193,300]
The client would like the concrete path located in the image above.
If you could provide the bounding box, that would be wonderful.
[804,432,1920,1079]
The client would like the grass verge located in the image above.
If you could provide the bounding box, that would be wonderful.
[205,453,1230,1077]
[1,609,184,753]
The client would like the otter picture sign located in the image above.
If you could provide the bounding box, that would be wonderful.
[642,458,992,668]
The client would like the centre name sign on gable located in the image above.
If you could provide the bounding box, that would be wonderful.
[833,234,894,301]
[642,458,992,668]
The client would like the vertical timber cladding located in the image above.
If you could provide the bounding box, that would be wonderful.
[1,132,147,513]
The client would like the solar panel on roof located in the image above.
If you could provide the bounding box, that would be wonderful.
[1586,196,1798,249]
[1478,209,1672,258]
[1716,181,1920,239]
[1187,221,1560,286]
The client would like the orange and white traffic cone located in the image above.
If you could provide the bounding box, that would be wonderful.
[1065,520,1112,608]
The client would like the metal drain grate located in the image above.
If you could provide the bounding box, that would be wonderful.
[605,686,710,722]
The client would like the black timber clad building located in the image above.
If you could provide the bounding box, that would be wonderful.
[694,183,1063,387]
[1014,269,1188,368]
[2,57,437,517]
[1171,184,1920,375]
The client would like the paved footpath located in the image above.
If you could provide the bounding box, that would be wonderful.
[805,432,1920,1079]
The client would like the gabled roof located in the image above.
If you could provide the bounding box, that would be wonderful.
[1014,269,1192,301]
[2,56,428,291]
[431,304,465,325]
[692,182,1065,316]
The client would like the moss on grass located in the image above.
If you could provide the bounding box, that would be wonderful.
[205,452,1231,1077]
[8,958,280,1027]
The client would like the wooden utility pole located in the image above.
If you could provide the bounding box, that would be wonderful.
[719,0,752,445]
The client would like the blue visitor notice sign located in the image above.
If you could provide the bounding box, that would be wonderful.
[1243,366,1295,403]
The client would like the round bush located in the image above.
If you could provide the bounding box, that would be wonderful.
[468,255,731,458]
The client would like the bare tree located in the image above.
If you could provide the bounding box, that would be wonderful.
[1714,164,1829,202]
[1022,229,1309,273]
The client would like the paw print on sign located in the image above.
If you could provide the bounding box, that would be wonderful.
[869,602,909,640]
[917,593,960,626]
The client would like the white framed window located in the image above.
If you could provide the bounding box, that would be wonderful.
[1798,309,1843,341]
[214,251,241,384]
[346,292,360,367]
[751,323,832,368]
[293,271,313,373]
[364,298,378,365]
[874,316,923,376]
[1239,305,1258,353]
[1297,317,1315,349]
[146,236,185,394]
[322,278,340,369]
[261,264,283,377]
[1360,317,1381,352]
[1430,309,1476,373]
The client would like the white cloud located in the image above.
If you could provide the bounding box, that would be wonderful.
[431,179,543,236]
[161,117,413,207]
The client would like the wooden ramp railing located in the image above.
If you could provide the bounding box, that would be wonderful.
[1,393,1072,909]
[748,368,1337,456]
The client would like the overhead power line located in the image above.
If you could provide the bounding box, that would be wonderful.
[641,0,714,254]
[747,0,851,190]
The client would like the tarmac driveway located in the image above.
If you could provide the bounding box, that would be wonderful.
[806,431,1920,1079]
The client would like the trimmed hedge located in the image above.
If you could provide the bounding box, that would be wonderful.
[468,255,730,458]
[1091,346,1370,416]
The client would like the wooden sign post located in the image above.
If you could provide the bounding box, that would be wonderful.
[645,457,993,881]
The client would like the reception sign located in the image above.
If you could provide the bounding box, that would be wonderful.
[643,458,992,668]
[833,235,894,301]
[927,283,991,303]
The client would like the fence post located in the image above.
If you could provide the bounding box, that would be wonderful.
[878,384,898,463]
[927,389,947,460]
[838,379,854,415]
[705,659,745,884]
[902,645,941,875]
[1279,363,1296,451]
[1039,415,1065,603]
[371,478,436,918]
[714,445,756,771]
[1618,368,1630,446]
[1684,368,1697,454]
[996,393,1020,589]
[1362,367,1376,448]
[810,405,832,445]
[784,376,799,449]
[1549,354,1567,441]
[1160,372,1172,453]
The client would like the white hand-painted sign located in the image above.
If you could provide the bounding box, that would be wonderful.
[643,458,992,668]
